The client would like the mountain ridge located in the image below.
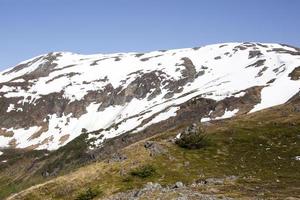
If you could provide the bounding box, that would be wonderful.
[0,42,300,150]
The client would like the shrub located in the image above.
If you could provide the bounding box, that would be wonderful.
[175,129,209,149]
[75,187,101,200]
[130,165,156,178]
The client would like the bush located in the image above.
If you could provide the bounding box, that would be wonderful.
[75,187,101,200]
[175,129,209,149]
[130,165,156,178]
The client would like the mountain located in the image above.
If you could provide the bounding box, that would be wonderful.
[1,42,300,199]
[4,96,300,199]
[0,42,300,151]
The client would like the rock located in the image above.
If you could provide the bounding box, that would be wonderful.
[205,178,224,185]
[207,188,220,193]
[177,196,188,200]
[42,167,61,177]
[42,171,50,177]
[133,189,142,197]
[184,161,190,167]
[144,141,154,148]
[105,180,234,200]
[173,181,184,189]
[195,179,208,185]
[225,175,238,181]
[144,182,162,191]
[109,152,127,162]
[177,123,201,140]
[152,183,162,190]
[169,138,177,143]
[144,141,166,156]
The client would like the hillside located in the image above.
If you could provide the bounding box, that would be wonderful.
[5,96,300,199]
[0,42,300,199]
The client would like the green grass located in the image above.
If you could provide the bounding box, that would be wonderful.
[150,121,300,198]
[130,164,156,178]
[75,187,102,200]
[0,133,90,199]
[103,119,300,198]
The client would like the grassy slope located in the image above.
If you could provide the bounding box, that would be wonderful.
[6,101,300,200]
[0,132,93,199]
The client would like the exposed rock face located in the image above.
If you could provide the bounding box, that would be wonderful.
[289,66,300,80]
[0,42,300,150]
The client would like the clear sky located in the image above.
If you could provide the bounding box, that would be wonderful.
[1,0,300,70]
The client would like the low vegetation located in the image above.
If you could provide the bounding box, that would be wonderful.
[75,187,101,200]
[175,129,209,149]
[2,102,300,199]
[130,164,156,178]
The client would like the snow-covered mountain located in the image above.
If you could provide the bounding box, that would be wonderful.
[0,42,299,150]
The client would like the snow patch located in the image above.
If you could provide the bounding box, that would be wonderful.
[233,91,246,98]
[215,109,239,120]
[7,104,15,112]
[201,117,211,122]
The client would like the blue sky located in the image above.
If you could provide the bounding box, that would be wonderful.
[1,0,300,70]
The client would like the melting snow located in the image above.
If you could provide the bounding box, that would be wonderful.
[201,117,211,122]
[6,104,15,112]
[215,109,239,120]
[0,42,299,150]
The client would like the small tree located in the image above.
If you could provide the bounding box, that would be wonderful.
[175,125,208,149]
[130,165,156,178]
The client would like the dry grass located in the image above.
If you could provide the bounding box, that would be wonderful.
[5,102,300,199]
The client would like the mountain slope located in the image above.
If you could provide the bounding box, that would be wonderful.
[0,42,300,151]
[6,97,300,200]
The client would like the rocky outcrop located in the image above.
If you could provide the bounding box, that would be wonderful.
[105,181,234,200]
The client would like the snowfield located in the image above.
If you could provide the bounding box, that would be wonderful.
[0,42,299,150]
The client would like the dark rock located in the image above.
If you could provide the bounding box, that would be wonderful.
[288,66,300,80]
[293,105,300,112]
[144,141,166,156]
[248,50,263,59]
[133,189,142,197]
[245,59,266,68]
[109,152,127,162]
